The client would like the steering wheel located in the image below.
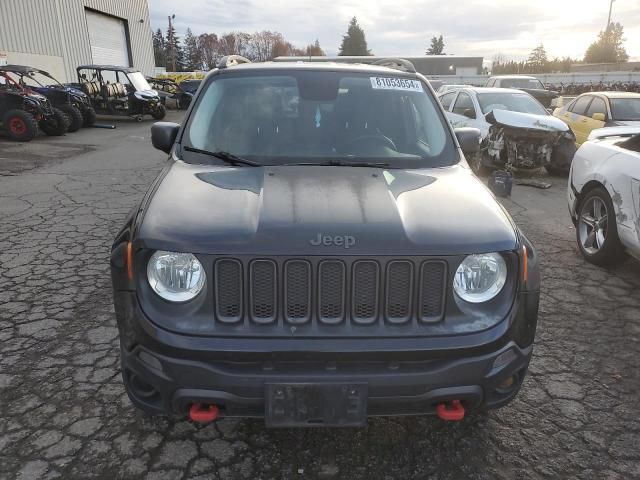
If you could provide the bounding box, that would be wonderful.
[346,134,398,151]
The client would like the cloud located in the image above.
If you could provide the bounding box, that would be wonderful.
[149,0,640,60]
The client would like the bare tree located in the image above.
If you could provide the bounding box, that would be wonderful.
[198,33,219,70]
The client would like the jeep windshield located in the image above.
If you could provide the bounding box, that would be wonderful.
[182,70,458,168]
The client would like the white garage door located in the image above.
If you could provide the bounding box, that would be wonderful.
[85,10,130,66]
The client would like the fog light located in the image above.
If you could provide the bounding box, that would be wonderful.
[496,375,518,394]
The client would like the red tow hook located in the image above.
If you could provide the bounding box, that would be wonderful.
[189,403,219,423]
[436,400,465,421]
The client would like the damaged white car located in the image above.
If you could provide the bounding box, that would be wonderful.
[439,87,576,175]
[568,127,640,265]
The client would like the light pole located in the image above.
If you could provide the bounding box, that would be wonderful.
[606,0,615,32]
[168,14,175,72]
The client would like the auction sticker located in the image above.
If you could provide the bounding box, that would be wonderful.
[370,77,423,92]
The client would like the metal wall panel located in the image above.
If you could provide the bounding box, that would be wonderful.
[0,0,155,81]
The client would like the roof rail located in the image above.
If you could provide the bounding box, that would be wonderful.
[216,55,251,69]
[370,58,416,73]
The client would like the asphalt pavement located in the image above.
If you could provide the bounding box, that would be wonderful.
[1,115,639,480]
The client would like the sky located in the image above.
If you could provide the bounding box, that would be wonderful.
[149,0,640,62]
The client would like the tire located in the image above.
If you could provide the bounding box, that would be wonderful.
[152,104,166,120]
[83,106,97,127]
[59,105,83,133]
[39,107,69,136]
[2,109,38,142]
[576,187,627,266]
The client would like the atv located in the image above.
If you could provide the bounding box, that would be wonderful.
[0,65,95,131]
[0,71,69,142]
[73,65,165,121]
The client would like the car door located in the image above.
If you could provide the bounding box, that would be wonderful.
[561,95,594,146]
[448,91,478,129]
[583,96,607,139]
[439,91,457,126]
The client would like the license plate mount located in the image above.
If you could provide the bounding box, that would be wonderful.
[265,383,368,428]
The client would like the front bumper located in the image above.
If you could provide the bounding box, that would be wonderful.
[122,340,532,419]
[115,289,538,421]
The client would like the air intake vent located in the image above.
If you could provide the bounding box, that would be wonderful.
[318,261,346,324]
[250,260,277,324]
[215,259,243,323]
[385,261,413,323]
[284,260,311,324]
[352,261,379,324]
[419,261,446,322]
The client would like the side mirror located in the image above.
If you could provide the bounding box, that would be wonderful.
[151,122,180,154]
[592,113,606,122]
[455,127,481,154]
[463,108,476,119]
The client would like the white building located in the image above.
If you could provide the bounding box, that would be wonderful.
[0,0,155,82]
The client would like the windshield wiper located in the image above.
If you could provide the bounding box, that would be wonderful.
[182,146,262,167]
[288,160,393,168]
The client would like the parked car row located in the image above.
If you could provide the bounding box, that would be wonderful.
[1,64,166,142]
[434,77,640,268]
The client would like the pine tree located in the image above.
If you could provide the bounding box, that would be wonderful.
[305,39,325,56]
[527,44,548,73]
[426,35,445,55]
[584,22,629,64]
[165,24,183,72]
[338,17,371,56]
[153,28,166,67]
[183,28,202,71]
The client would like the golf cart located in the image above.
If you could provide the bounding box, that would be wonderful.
[0,70,69,141]
[75,65,166,121]
[0,65,95,131]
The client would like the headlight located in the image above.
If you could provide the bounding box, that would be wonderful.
[453,253,507,303]
[147,251,205,302]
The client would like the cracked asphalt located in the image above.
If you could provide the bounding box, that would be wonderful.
[1,114,639,480]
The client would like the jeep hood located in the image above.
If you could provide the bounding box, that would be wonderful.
[138,162,518,256]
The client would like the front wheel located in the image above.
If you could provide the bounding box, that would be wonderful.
[59,105,83,132]
[152,104,166,120]
[83,106,97,127]
[576,187,627,266]
[2,109,38,142]
[40,108,69,136]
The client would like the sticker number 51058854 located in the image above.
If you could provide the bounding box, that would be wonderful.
[370,77,423,92]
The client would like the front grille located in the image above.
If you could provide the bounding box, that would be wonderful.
[214,259,243,322]
[212,257,447,334]
[284,260,311,323]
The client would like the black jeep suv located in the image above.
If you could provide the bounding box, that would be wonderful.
[111,57,540,427]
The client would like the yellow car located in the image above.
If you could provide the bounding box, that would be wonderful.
[553,92,640,146]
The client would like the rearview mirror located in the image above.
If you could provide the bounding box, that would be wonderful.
[592,113,606,122]
[151,122,180,154]
[454,127,481,154]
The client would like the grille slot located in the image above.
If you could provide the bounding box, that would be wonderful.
[352,261,379,324]
[284,260,311,324]
[249,260,277,324]
[385,261,413,323]
[318,261,346,324]
[419,261,446,322]
[214,259,243,323]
